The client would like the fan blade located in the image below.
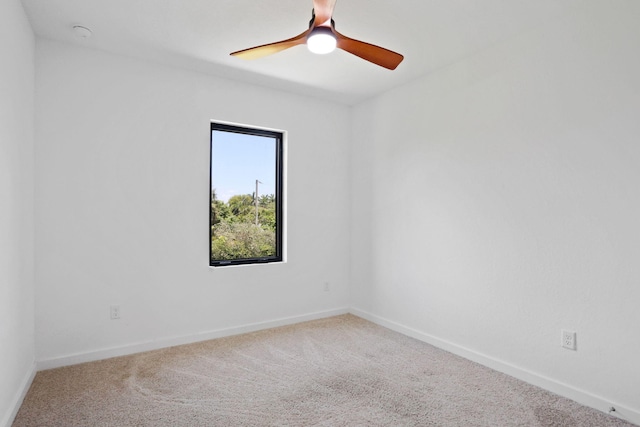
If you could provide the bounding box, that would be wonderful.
[231,29,311,60]
[335,31,404,70]
[312,0,337,26]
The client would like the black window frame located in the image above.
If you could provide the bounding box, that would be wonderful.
[209,122,284,267]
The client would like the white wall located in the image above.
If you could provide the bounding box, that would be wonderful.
[351,0,640,422]
[35,40,351,364]
[0,0,35,425]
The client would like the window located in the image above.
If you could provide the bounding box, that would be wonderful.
[210,122,284,266]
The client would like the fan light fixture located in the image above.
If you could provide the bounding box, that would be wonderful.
[230,0,404,70]
[307,27,336,54]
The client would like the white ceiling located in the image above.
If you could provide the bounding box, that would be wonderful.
[21,0,586,105]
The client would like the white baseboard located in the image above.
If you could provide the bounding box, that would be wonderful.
[38,307,349,371]
[1,360,36,427]
[350,307,640,426]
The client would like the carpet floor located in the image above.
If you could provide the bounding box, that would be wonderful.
[13,314,635,426]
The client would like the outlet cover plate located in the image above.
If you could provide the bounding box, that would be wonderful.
[110,305,121,320]
[561,330,576,350]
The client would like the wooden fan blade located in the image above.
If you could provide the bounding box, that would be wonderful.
[231,29,311,60]
[335,31,404,70]
[312,0,337,26]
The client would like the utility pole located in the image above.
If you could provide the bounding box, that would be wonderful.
[255,179,262,226]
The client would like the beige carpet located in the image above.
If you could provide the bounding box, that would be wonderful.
[14,314,635,426]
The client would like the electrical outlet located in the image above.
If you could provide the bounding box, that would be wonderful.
[561,330,576,350]
[110,305,121,320]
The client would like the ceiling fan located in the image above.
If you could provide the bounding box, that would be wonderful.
[230,0,404,70]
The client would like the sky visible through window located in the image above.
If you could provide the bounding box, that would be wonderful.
[211,130,276,202]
